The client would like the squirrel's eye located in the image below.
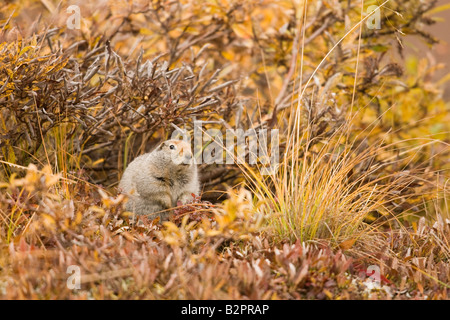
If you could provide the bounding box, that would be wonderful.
[169,144,175,150]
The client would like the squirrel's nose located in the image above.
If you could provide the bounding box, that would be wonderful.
[184,154,192,163]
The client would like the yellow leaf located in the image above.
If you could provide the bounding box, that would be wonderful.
[231,23,252,39]
[41,214,56,229]
[74,211,83,225]
[339,238,356,250]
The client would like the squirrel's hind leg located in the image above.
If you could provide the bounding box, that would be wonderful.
[127,195,172,221]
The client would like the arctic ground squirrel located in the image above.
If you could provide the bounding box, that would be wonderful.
[119,139,199,221]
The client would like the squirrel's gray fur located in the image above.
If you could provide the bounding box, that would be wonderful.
[119,139,199,221]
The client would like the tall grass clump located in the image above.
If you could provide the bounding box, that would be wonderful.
[259,122,446,245]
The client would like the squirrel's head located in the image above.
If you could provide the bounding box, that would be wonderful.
[156,139,194,166]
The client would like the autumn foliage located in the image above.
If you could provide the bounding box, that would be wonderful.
[0,0,449,299]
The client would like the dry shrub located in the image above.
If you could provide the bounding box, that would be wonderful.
[0,33,239,188]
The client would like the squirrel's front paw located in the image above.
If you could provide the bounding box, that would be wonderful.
[177,192,196,205]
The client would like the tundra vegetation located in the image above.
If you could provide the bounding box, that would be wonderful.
[0,0,449,299]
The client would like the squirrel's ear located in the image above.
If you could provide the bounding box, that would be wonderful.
[156,142,165,150]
